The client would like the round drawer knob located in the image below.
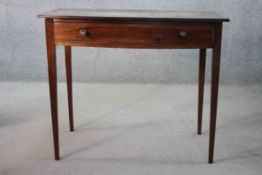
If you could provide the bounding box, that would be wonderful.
[80,29,88,36]
[179,31,188,38]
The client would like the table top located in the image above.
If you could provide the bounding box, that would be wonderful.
[38,9,229,22]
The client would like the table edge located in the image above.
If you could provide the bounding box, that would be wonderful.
[37,15,229,22]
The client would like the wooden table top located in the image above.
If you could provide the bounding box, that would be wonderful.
[38,9,229,22]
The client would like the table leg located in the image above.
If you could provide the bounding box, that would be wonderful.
[209,23,222,163]
[198,49,206,135]
[45,19,59,160]
[65,46,74,131]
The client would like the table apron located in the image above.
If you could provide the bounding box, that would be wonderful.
[53,19,216,49]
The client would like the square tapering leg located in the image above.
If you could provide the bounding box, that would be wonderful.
[65,46,74,132]
[209,23,222,163]
[45,19,60,160]
[198,48,206,135]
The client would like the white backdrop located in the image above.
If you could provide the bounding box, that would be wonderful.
[0,0,261,84]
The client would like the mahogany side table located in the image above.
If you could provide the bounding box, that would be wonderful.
[38,9,229,163]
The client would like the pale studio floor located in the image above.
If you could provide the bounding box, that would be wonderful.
[0,82,262,175]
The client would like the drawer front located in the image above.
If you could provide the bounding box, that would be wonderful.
[53,20,215,48]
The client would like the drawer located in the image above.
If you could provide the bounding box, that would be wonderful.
[53,20,215,48]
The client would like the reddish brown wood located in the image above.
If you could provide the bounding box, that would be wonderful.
[208,23,222,164]
[40,9,228,163]
[53,20,215,49]
[65,46,74,132]
[198,48,206,135]
[45,18,60,160]
[37,9,230,22]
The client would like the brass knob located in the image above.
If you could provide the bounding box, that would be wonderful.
[80,29,88,36]
[179,31,188,38]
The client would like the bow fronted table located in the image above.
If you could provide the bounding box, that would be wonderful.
[38,9,229,163]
